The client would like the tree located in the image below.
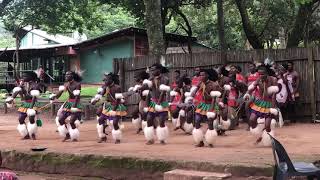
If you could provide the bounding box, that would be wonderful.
[143,0,166,56]
[1,0,101,76]
[217,0,227,50]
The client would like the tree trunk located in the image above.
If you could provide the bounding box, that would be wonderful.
[14,33,20,79]
[175,8,193,54]
[217,0,227,50]
[287,2,314,48]
[234,0,264,49]
[143,0,166,57]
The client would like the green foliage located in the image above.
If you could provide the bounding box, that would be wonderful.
[166,3,245,49]
[1,0,101,34]
[57,86,99,101]
[84,4,137,38]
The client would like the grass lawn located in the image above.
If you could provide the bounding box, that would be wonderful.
[0,86,99,106]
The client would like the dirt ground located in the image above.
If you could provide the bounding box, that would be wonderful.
[0,112,319,169]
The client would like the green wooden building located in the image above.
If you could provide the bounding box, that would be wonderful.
[0,27,211,86]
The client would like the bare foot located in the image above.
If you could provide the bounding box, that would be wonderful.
[21,135,30,140]
[97,137,107,143]
[136,128,142,134]
[115,140,121,144]
[208,144,213,148]
[31,134,36,140]
[160,140,166,145]
[146,140,154,145]
[254,137,262,145]
[62,134,71,142]
[195,141,204,147]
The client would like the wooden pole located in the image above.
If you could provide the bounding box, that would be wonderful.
[51,103,56,117]
[4,102,7,114]
[307,47,316,122]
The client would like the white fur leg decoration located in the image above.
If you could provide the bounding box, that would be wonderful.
[133,85,142,92]
[69,128,80,141]
[271,119,277,130]
[192,128,204,144]
[170,90,178,97]
[17,124,28,137]
[190,86,197,94]
[269,108,278,116]
[27,122,38,136]
[97,87,104,93]
[206,112,216,119]
[155,105,163,112]
[261,130,275,147]
[75,120,81,128]
[27,109,36,117]
[73,90,81,96]
[223,85,232,91]
[278,110,284,128]
[97,124,105,138]
[142,90,149,96]
[159,84,170,92]
[115,93,124,99]
[59,85,65,92]
[142,120,147,130]
[143,79,152,88]
[156,126,169,141]
[183,122,194,133]
[221,119,231,130]
[184,97,193,104]
[172,118,178,127]
[107,120,114,130]
[55,117,60,127]
[213,120,219,129]
[250,123,265,136]
[58,125,68,137]
[112,129,122,140]
[179,110,186,117]
[248,84,255,91]
[30,90,40,97]
[267,86,279,95]
[13,87,22,94]
[210,91,222,98]
[5,97,13,103]
[205,129,218,145]
[144,126,155,141]
[184,92,192,97]
[132,117,142,129]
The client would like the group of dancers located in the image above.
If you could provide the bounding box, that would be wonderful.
[6,60,299,147]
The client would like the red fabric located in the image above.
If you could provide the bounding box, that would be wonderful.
[171,81,177,89]
[170,93,181,111]
[192,76,201,86]
[68,99,76,102]
[194,88,204,105]
[227,87,239,107]
[247,72,260,85]
[236,73,245,83]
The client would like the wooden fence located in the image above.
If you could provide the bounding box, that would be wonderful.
[114,47,320,120]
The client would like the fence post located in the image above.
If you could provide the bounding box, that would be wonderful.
[119,60,125,91]
[51,103,56,117]
[308,47,316,122]
[4,102,7,114]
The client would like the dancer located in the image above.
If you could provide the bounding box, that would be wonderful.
[129,71,150,134]
[6,71,42,140]
[91,72,127,143]
[143,63,170,145]
[50,71,82,142]
[245,65,279,146]
[192,69,222,147]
